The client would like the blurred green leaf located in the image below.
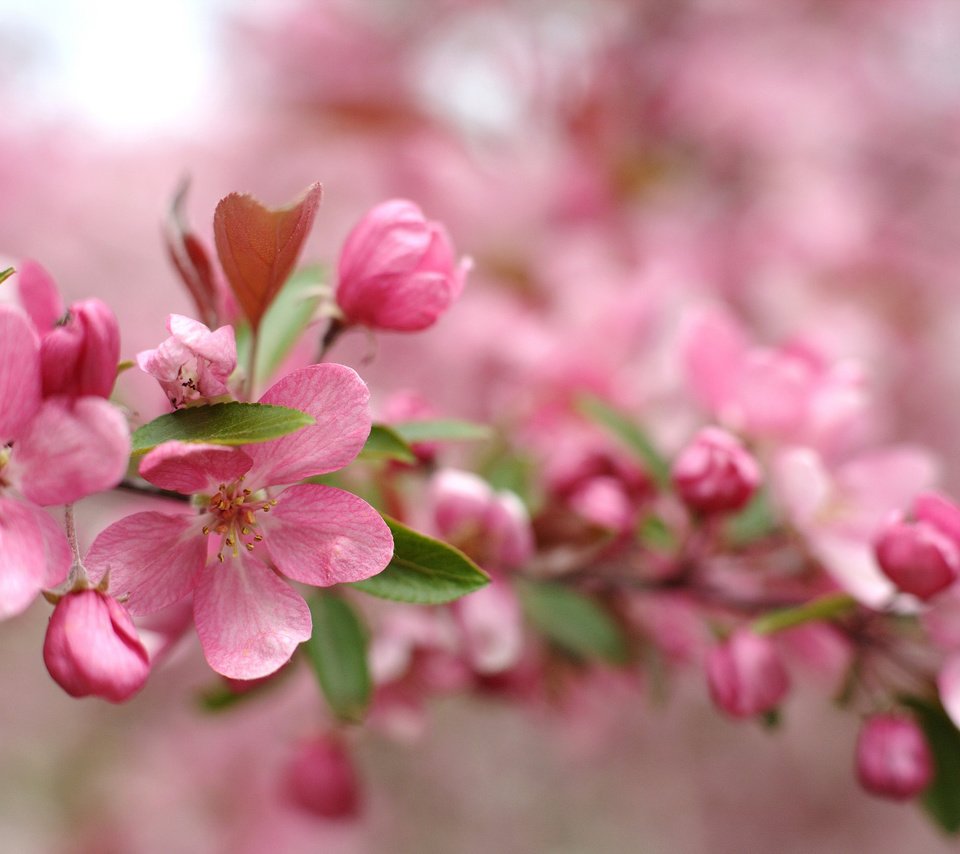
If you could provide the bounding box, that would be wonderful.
[0,267,15,286]
[359,424,417,463]
[902,697,960,834]
[725,489,778,545]
[392,419,493,445]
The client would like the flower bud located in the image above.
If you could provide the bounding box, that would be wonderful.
[43,590,150,702]
[705,629,789,718]
[335,200,470,332]
[39,299,120,399]
[856,714,933,800]
[137,314,236,408]
[282,736,362,820]
[673,427,761,514]
[875,517,960,600]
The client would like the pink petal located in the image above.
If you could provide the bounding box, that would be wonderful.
[261,484,393,586]
[16,260,64,331]
[771,448,832,530]
[139,441,252,494]
[0,497,47,619]
[678,307,747,415]
[167,314,237,364]
[455,578,524,674]
[245,364,372,486]
[939,653,960,731]
[193,555,312,679]
[808,533,901,611]
[0,306,41,441]
[12,396,130,506]
[85,512,207,615]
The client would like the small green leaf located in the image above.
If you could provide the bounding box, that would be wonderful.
[359,424,417,463]
[515,578,630,665]
[116,359,136,376]
[637,514,677,552]
[255,265,325,384]
[351,516,489,604]
[392,419,493,445]
[902,697,960,834]
[0,267,14,286]
[575,394,670,488]
[131,402,314,455]
[725,489,778,545]
[305,592,372,723]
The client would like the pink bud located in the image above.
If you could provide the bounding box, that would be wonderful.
[137,314,237,408]
[335,199,469,332]
[43,590,150,703]
[875,518,960,600]
[856,714,933,800]
[706,629,789,718]
[673,427,761,514]
[282,736,362,820]
[39,299,120,399]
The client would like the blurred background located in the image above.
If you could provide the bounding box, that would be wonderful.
[2,0,960,851]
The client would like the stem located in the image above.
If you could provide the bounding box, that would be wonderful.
[245,329,259,401]
[316,317,344,362]
[751,592,858,635]
[116,478,191,503]
[63,504,90,585]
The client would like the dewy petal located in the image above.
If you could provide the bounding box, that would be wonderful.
[15,260,64,332]
[193,555,311,679]
[262,484,393,586]
[13,396,130,506]
[0,496,47,620]
[244,364,372,486]
[0,306,41,441]
[85,512,207,615]
[139,441,253,495]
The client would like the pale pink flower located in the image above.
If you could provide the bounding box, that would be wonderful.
[137,314,237,408]
[335,200,470,332]
[855,714,932,801]
[672,426,761,515]
[453,577,524,675]
[282,735,362,820]
[85,364,393,679]
[0,306,128,620]
[705,629,789,718]
[43,589,150,702]
[17,260,120,400]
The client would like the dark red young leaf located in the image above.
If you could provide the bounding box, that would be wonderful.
[213,182,323,330]
[165,178,221,329]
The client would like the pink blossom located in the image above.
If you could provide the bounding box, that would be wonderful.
[855,714,932,801]
[137,314,237,408]
[17,260,120,400]
[672,427,761,515]
[335,200,470,332]
[453,577,524,675]
[705,629,789,718]
[43,589,150,702]
[85,364,393,679]
[875,517,959,601]
[282,735,362,820]
[0,306,128,620]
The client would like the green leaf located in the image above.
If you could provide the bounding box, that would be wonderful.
[351,516,489,604]
[515,578,630,665]
[725,489,778,546]
[305,592,372,723]
[256,265,325,384]
[902,697,960,834]
[392,419,493,445]
[359,424,417,463]
[575,394,670,488]
[131,402,314,455]
[0,267,14,286]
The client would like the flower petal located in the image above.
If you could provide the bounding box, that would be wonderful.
[13,396,130,506]
[139,441,252,495]
[85,512,207,615]
[939,653,960,732]
[193,555,311,679]
[15,260,64,332]
[262,484,393,586]
[0,306,41,441]
[0,497,47,619]
[245,364,372,486]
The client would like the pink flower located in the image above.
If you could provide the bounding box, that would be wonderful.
[672,427,761,515]
[855,714,932,801]
[137,314,237,408]
[335,200,470,332]
[85,364,394,679]
[282,735,362,820]
[453,578,524,675]
[875,512,960,602]
[0,306,129,620]
[43,589,150,702]
[17,260,120,400]
[705,629,790,718]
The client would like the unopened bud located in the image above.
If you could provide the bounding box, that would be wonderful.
[673,427,761,515]
[875,518,959,601]
[282,735,362,820]
[40,299,120,399]
[706,629,789,718]
[856,714,933,801]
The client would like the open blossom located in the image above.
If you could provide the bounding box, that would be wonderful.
[705,629,789,718]
[43,589,150,702]
[0,306,128,620]
[855,714,932,801]
[85,364,393,679]
[335,199,470,332]
[672,427,761,514]
[17,260,120,399]
[137,314,237,408]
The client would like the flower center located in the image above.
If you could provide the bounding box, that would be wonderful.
[200,476,277,562]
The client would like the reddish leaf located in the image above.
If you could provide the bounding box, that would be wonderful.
[165,178,220,328]
[213,182,323,330]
